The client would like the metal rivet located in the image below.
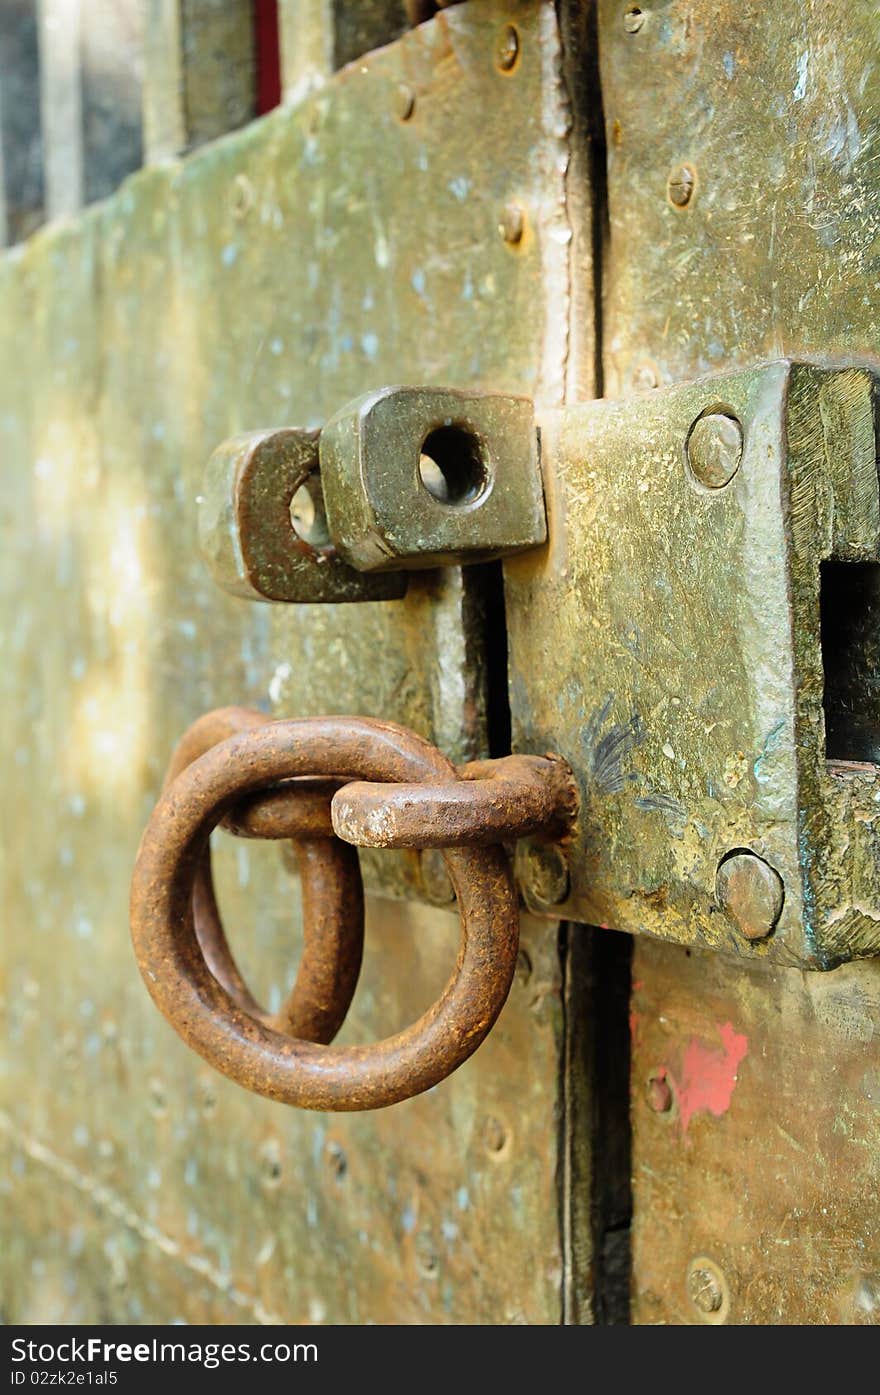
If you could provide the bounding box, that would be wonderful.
[325,1140,347,1181]
[495,23,519,72]
[667,162,696,208]
[395,83,416,122]
[632,362,659,392]
[415,1231,440,1279]
[499,201,525,246]
[515,840,570,910]
[420,848,455,905]
[482,1115,509,1155]
[686,1258,729,1321]
[716,851,784,941]
[686,412,743,489]
[646,1070,673,1114]
[623,6,645,33]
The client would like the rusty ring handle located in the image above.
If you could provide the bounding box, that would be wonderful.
[131,718,519,1111]
[163,706,363,1044]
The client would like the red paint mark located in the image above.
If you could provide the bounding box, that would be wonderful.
[671,1022,748,1135]
[632,979,644,992]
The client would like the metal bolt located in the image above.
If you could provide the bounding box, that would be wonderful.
[420,848,455,905]
[394,83,416,122]
[495,23,519,72]
[667,162,696,208]
[688,1265,724,1315]
[623,6,645,33]
[716,851,784,941]
[686,412,743,489]
[646,1070,673,1114]
[515,840,570,910]
[499,201,525,246]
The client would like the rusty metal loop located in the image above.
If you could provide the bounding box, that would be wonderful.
[131,718,519,1111]
[331,753,578,849]
[162,706,363,1044]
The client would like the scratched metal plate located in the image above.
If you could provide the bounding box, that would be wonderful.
[0,3,590,1323]
[597,0,880,1322]
[630,941,880,1324]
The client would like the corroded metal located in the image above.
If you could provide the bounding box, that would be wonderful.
[199,428,406,603]
[163,705,364,1044]
[333,753,577,848]
[131,716,521,1110]
[1,0,589,1323]
[320,386,544,573]
[507,361,880,968]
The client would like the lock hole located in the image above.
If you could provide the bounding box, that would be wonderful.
[418,425,490,507]
[289,475,331,548]
[820,560,880,763]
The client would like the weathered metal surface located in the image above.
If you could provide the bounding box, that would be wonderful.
[507,363,880,967]
[597,0,880,1324]
[133,714,524,1110]
[162,705,364,1045]
[1,2,588,1321]
[599,0,880,395]
[333,753,577,848]
[321,386,544,572]
[200,428,405,602]
[630,939,880,1324]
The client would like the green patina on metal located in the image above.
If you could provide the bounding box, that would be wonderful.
[0,2,589,1324]
[506,363,880,968]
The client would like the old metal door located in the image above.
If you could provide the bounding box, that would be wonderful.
[1,0,879,1326]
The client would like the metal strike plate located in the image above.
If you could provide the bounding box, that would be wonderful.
[320,386,544,571]
[506,361,880,969]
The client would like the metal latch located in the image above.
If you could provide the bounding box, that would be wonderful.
[131,360,880,1110]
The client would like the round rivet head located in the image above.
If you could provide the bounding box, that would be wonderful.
[646,1070,673,1114]
[716,851,784,941]
[687,1258,729,1321]
[498,201,525,246]
[395,83,415,122]
[667,162,696,207]
[515,840,570,911]
[623,6,645,33]
[495,23,520,72]
[686,412,743,489]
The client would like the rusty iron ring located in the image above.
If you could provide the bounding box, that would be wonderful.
[131,718,519,1111]
[330,753,578,849]
[163,706,363,1044]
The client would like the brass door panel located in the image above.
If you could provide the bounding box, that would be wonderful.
[0,3,594,1323]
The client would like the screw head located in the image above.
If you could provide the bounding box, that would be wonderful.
[394,82,415,122]
[646,1070,673,1114]
[686,412,743,489]
[515,840,570,911]
[498,201,525,246]
[667,162,696,208]
[420,848,455,905]
[623,6,645,33]
[495,23,520,72]
[716,852,784,941]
